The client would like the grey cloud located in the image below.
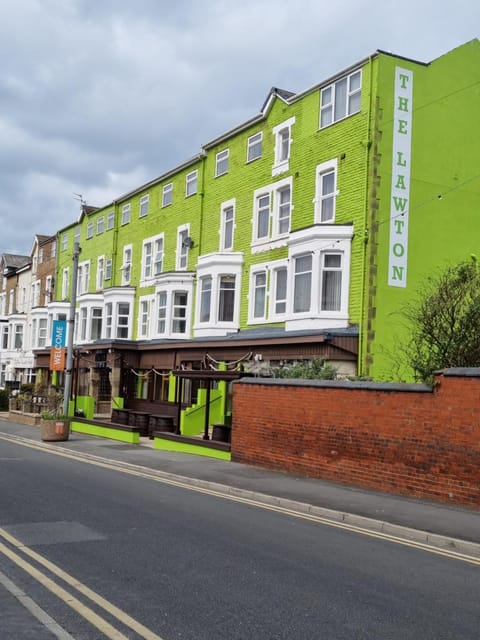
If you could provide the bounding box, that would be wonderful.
[0,0,478,253]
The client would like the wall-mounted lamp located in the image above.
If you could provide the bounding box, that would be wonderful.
[182,236,194,249]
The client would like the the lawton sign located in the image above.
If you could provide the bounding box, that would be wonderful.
[49,320,66,371]
[388,66,413,288]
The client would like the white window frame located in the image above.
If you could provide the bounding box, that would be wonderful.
[313,158,339,224]
[103,289,135,340]
[97,216,104,234]
[77,260,90,296]
[116,301,131,339]
[215,149,229,177]
[90,306,103,341]
[198,275,212,324]
[2,325,8,349]
[86,222,94,239]
[121,203,131,225]
[96,256,105,290]
[61,268,69,299]
[32,280,40,307]
[142,240,153,281]
[285,225,353,331]
[219,199,235,251]
[106,211,115,230]
[138,296,154,339]
[320,69,362,128]
[251,176,293,251]
[247,132,263,163]
[272,117,295,176]
[162,182,173,207]
[247,260,288,325]
[194,253,243,337]
[121,245,132,285]
[320,253,343,312]
[104,302,113,339]
[13,323,24,349]
[105,258,112,281]
[152,273,194,339]
[139,194,149,217]
[37,317,48,348]
[185,170,198,197]
[142,234,164,283]
[45,275,53,303]
[61,233,68,251]
[176,225,190,271]
[79,307,88,342]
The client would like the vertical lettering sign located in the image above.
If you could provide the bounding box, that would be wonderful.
[49,320,67,371]
[388,67,413,287]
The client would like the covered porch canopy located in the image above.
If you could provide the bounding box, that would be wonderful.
[171,369,247,440]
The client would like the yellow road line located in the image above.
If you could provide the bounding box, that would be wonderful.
[0,568,76,640]
[1,432,479,567]
[0,540,130,639]
[0,527,164,640]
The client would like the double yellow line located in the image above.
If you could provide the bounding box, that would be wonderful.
[0,526,164,639]
[1,432,479,571]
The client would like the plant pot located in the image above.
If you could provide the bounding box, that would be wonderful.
[40,419,70,442]
[211,423,231,443]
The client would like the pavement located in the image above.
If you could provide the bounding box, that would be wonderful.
[1,415,479,559]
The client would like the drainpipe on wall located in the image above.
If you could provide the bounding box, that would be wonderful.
[198,148,207,256]
[358,54,375,377]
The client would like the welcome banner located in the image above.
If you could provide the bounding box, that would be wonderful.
[49,320,67,371]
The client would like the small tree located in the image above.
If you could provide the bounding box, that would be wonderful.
[399,257,480,383]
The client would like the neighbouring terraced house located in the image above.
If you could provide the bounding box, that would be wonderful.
[2,39,480,423]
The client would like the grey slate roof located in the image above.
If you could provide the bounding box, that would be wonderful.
[2,253,31,270]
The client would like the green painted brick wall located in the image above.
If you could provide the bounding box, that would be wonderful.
[366,40,480,380]
[54,61,376,343]
[200,66,374,330]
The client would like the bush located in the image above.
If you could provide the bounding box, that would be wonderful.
[275,359,337,380]
[20,383,35,395]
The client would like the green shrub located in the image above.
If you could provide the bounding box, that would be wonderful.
[275,359,337,380]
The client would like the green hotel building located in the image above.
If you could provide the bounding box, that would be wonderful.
[32,39,480,422]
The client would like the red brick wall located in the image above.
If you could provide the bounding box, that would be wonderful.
[231,370,480,507]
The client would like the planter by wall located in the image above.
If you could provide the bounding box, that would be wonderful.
[211,423,231,443]
[40,419,70,442]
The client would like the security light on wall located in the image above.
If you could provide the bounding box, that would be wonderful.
[182,236,194,249]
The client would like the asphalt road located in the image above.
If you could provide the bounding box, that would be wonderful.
[0,438,478,639]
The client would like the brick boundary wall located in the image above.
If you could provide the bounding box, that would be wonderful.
[231,368,480,507]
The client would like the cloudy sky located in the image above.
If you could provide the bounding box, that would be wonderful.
[1,0,477,255]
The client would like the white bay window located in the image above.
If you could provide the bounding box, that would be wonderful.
[103,288,134,340]
[247,226,353,330]
[153,273,194,339]
[194,253,243,337]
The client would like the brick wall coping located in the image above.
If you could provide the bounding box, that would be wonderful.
[441,367,480,377]
[235,378,432,393]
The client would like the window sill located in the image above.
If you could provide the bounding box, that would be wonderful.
[272,161,289,177]
[251,236,289,254]
[193,323,239,338]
